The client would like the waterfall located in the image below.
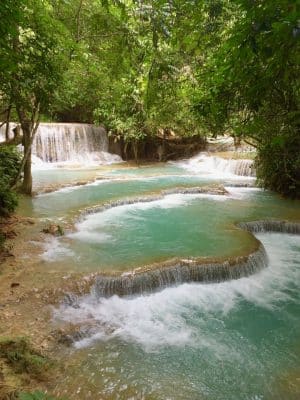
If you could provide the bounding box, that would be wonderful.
[238,220,300,234]
[0,122,122,165]
[33,123,108,162]
[232,159,255,177]
[92,244,267,297]
[209,157,256,177]
[174,153,256,177]
[75,219,299,298]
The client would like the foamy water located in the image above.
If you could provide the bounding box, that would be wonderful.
[55,233,300,352]
[41,237,75,262]
[0,122,123,168]
[172,153,255,178]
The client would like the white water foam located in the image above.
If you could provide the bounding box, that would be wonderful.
[54,233,300,352]
[42,237,75,262]
[172,153,255,179]
[32,151,122,170]
[225,186,263,199]
[0,122,123,169]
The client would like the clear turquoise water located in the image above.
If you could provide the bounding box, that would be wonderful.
[25,159,300,399]
[54,233,300,400]
[26,174,209,218]
[37,185,299,272]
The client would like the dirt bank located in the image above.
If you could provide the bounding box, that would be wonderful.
[0,216,96,397]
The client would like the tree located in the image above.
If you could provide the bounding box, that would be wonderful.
[0,0,25,141]
[194,0,300,197]
[0,0,70,195]
[52,0,205,157]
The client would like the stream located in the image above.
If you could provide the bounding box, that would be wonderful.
[6,124,299,399]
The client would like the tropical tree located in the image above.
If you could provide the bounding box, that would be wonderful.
[0,0,70,195]
[194,0,300,197]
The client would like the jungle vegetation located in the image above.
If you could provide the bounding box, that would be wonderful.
[0,0,299,198]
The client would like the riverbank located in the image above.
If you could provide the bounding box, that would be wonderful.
[0,215,98,398]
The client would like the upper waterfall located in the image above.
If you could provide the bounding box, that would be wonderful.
[33,123,108,162]
[0,122,122,166]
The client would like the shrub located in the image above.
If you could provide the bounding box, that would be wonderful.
[0,337,51,378]
[0,145,21,216]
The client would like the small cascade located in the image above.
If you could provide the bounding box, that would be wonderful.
[79,219,299,298]
[238,220,300,234]
[0,122,122,165]
[93,244,267,297]
[175,153,256,177]
[80,186,227,218]
[233,159,256,177]
[211,157,255,177]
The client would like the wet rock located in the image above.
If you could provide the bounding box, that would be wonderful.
[63,293,79,308]
[42,224,64,236]
[23,217,35,225]
[53,324,96,346]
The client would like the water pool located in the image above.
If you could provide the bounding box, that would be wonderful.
[20,154,300,399]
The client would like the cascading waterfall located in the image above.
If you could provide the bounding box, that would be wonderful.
[92,243,267,297]
[0,122,122,165]
[175,153,256,177]
[205,156,256,177]
[74,218,299,298]
[206,136,256,176]
[33,123,108,162]
[232,159,255,176]
[238,220,300,234]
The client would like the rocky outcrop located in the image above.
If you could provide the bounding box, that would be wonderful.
[108,134,206,162]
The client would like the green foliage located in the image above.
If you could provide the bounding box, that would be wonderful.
[0,146,22,216]
[53,0,204,140]
[0,337,51,378]
[1,0,299,196]
[256,133,300,198]
[6,0,71,115]
[0,1,25,79]
[194,0,300,197]
[0,0,73,195]
[19,391,63,400]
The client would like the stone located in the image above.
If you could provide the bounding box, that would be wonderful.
[42,224,64,236]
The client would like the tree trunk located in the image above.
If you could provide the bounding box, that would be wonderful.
[21,122,32,195]
[5,105,12,141]
[133,140,139,164]
[12,101,40,195]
